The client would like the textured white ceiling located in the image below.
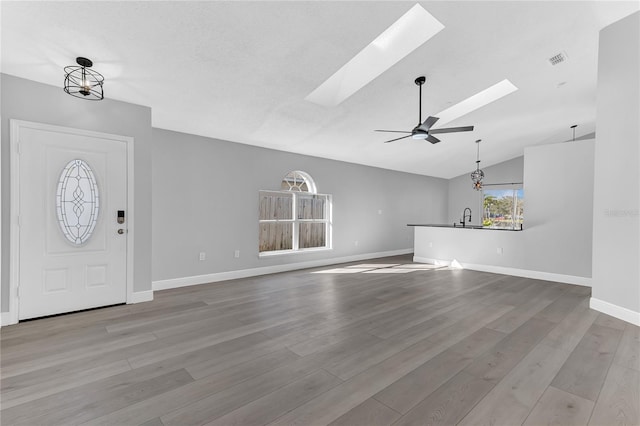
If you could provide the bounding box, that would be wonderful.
[1,1,638,178]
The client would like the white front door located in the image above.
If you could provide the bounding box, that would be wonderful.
[13,121,129,320]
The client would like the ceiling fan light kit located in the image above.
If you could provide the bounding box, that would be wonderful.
[63,57,104,101]
[375,76,474,144]
[412,130,428,140]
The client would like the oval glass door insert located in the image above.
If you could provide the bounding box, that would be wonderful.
[56,159,100,245]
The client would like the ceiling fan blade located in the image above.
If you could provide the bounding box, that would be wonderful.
[426,134,441,144]
[374,130,412,133]
[428,126,474,134]
[418,116,439,131]
[383,135,412,143]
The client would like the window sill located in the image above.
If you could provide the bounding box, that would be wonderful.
[259,247,333,258]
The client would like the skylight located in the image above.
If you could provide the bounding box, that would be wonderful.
[433,79,518,127]
[305,4,444,107]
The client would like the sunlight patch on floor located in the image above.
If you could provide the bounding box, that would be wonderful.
[312,263,445,274]
[312,268,375,274]
[392,264,443,269]
[363,268,415,274]
[346,264,400,269]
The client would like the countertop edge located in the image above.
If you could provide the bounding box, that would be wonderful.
[407,224,523,232]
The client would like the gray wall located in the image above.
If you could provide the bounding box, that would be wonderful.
[1,74,153,311]
[152,128,448,282]
[447,156,524,226]
[416,140,594,280]
[443,142,594,279]
[524,140,595,278]
[592,12,639,314]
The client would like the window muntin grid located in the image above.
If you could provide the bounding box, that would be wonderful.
[260,171,330,254]
[280,171,317,193]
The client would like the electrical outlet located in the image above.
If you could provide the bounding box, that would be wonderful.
[378,209,383,215]
[497,247,503,255]
[429,242,433,248]
[354,240,359,247]
[234,250,240,258]
[199,252,206,261]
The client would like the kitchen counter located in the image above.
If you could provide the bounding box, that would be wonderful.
[411,224,525,271]
[408,224,523,231]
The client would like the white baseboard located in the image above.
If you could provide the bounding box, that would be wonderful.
[153,249,413,291]
[413,256,592,287]
[413,257,452,267]
[590,297,640,326]
[1,292,154,326]
[129,290,154,304]
[1,311,17,327]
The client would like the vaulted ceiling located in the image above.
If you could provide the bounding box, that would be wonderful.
[1,1,638,178]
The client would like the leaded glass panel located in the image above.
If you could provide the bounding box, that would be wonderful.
[56,159,100,245]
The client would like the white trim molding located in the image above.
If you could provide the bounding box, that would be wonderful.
[154,249,413,291]
[130,291,154,304]
[413,256,592,287]
[590,297,640,327]
[1,312,15,327]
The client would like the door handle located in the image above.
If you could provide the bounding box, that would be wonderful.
[117,229,125,235]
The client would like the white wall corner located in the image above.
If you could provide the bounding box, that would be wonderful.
[129,290,154,304]
[153,249,413,291]
[590,297,640,327]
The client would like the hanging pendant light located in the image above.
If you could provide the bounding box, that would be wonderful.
[470,139,484,190]
[64,57,104,100]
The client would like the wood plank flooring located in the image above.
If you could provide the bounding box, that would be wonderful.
[1,254,638,426]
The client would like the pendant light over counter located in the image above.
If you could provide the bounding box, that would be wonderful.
[470,139,484,190]
[64,57,104,100]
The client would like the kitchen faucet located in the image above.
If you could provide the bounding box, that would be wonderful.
[460,208,472,227]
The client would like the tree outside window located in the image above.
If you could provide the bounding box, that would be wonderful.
[483,188,524,229]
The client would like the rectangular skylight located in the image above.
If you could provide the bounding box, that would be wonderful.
[305,3,444,107]
[433,79,518,127]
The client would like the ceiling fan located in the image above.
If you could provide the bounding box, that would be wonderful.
[376,76,474,143]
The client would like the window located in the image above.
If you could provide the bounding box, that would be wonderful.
[56,159,100,245]
[280,170,316,193]
[482,187,524,229]
[259,171,331,254]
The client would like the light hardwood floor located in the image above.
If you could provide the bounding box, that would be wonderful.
[1,254,638,426]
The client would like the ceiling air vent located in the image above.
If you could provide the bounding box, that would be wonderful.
[548,51,568,66]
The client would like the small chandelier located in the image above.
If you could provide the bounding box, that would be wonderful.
[470,139,484,190]
[64,57,104,100]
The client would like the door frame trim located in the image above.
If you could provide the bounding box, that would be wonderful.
[9,119,135,324]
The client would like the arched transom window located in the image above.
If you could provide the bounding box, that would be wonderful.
[280,171,317,193]
[259,171,331,254]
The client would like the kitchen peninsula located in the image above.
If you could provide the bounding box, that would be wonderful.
[408,221,589,286]
[409,222,530,276]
